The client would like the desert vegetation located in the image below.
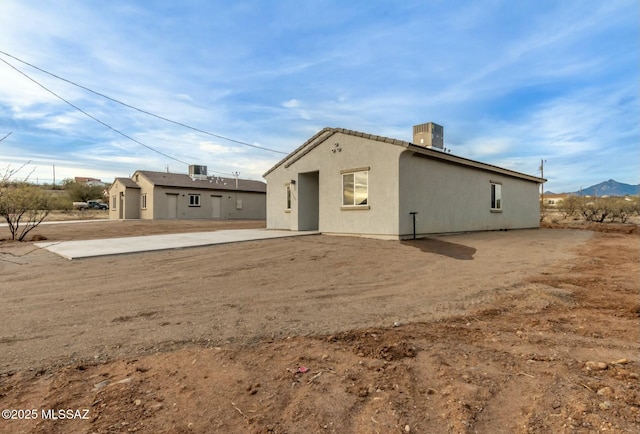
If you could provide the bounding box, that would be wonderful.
[0,163,109,241]
[543,195,639,224]
[0,165,53,241]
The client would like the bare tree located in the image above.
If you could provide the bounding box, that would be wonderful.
[558,195,580,219]
[0,162,51,241]
[579,198,611,223]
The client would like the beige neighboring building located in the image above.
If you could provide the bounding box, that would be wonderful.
[541,193,569,207]
[75,176,105,187]
[108,169,266,220]
[263,124,545,239]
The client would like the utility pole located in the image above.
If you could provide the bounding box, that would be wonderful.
[540,159,546,214]
[53,164,56,189]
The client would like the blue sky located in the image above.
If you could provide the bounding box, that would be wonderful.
[0,0,637,193]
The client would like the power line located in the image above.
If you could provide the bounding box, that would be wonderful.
[0,56,192,167]
[0,131,12,142]
[0,50,288,155]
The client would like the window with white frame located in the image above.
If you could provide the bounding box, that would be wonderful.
[285,184,292,210]
[141,194,147,209]
[189,194,201,207]
[490,182,502,211]
[342,170,368,207]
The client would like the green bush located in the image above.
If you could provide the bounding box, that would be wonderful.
[62,178,105,202]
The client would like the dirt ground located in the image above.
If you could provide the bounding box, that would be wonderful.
[0,219,638,433]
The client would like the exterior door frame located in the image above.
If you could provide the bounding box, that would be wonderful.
[166,193,178,219]
[211,195,222,219]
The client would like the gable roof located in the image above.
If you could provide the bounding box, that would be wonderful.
[136,170,266,193]
[263,127,545,183]
[112,177,140,189]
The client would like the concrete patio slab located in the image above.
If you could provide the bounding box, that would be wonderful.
[35,229,319,260]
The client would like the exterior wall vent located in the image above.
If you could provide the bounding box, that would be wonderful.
[413,122,444,150]
[189,165,208,180]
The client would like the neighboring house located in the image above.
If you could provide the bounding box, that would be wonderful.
[263,124,545,239]
[541,193,568,207]
[75,176,105,187]
[108,168,266,220]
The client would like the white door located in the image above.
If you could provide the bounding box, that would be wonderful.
[167,194,178,219]
[211,196,221,219]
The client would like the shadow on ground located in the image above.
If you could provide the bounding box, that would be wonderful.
[402,237,476,260]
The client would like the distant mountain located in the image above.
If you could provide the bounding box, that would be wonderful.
[544,180,639,196]
[568,179,639,196]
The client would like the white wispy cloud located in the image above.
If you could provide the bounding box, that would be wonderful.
[282,99,300,108]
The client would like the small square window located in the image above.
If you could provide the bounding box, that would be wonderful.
[342,170,368,206]
[189,194,201,207]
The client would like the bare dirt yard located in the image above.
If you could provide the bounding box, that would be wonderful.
[0,219,638,433]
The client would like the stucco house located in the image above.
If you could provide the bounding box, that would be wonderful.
[108,169,266,220]
[263,123,545,239]
[541,193,568,208]
[75,176,105,187]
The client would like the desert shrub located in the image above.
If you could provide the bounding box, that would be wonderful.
[49,194,73,211]
[62,178,105,202]
[558,195,581,219]
[578,198,611,223]
[0,182,52,240]
[629,197,640,216]
[608,198,635,223]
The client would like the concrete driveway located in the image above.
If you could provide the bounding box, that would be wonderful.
[35,229,318,260]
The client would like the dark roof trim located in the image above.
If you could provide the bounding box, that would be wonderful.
[263,127,545,184]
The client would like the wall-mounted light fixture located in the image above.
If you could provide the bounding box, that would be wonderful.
[290,179,296,185]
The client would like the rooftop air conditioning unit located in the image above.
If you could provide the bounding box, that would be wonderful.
[413,122,444,150]
[189,165,208,180]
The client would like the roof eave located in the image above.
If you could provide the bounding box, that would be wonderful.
[406,144,545,183]
[262,127,544,184]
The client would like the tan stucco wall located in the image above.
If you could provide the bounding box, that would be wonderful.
[266,136,540,237]
[107,184,122,220]
[108,180,140,220]
[124,189,141,219]
[110,173,265,220]
[265,132,403,236]
[150,187,266,220]
[398,151,540,235]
